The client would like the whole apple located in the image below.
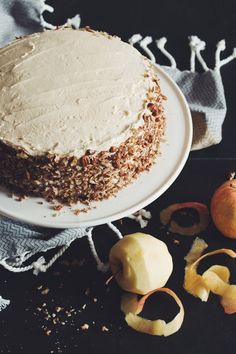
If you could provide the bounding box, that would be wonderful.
[211,179,236,239]
[109,233,173,294]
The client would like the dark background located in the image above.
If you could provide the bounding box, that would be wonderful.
[0,0,236,353]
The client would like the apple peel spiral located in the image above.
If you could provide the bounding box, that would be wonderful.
[121,288,184,336]
[184,238,236,314]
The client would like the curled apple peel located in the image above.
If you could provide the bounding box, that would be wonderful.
[220,285,236,314]
[184,238,236,313]
[201,266,236,314]
[184,237,208,264]
[160,202,209,236]
[121,288,184,336]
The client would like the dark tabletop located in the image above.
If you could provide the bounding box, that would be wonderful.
[1,0,236,353]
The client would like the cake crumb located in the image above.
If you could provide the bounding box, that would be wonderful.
[93,298,98,303]
[55,306,62,313]
[81,323,89,331]
[101,325,109,332]
[45,329,51,336]
[41,288,50,295]
[174,239,180,245]
[82,304,86,310]
[85,288,90,296]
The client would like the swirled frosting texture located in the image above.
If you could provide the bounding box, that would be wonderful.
[0,29,154,157]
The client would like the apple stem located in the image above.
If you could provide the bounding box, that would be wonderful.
[105,268,122,286]
[229,171,235,181]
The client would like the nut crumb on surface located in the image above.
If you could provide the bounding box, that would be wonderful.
[53,204,64,212]
[73,207,91,216]
[74,209,81,216]
[19,195,28,201]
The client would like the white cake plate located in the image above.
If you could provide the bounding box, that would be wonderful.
[0,64,192,229]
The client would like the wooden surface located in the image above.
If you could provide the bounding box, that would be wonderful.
[0,0,236,353]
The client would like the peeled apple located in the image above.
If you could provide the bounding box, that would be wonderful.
[109,233,173,295]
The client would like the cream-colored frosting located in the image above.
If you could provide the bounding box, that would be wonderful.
[0,29,154,157]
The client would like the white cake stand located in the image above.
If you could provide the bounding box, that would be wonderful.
[0,64,192,228]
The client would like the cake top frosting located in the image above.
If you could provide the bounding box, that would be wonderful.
[0,28,155,157]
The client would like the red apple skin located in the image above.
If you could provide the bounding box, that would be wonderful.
[211,179,236,239]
